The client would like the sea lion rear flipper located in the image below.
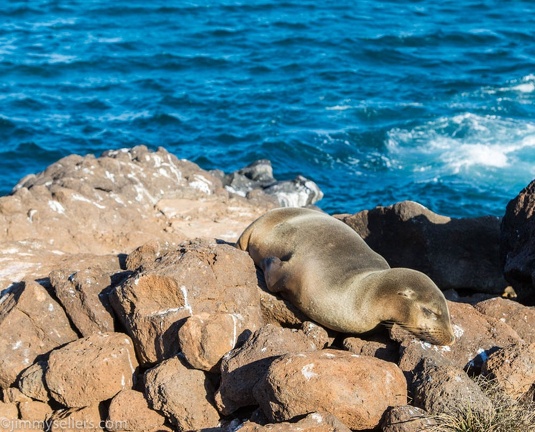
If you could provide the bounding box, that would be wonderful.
[261,256,288,293]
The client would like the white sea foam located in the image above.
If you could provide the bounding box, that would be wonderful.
[386,113,535,180]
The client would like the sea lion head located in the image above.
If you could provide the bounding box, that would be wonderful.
[376,268,455,346]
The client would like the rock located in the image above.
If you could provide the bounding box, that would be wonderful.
[381,405,437,432]
[46,333,138,408]
[48,405,104,432]
[475,297,535,343]
[337,201,507,293]
[178,313,245,372]
[0,280,78,389]
[254,349,407,431]
[412,359,494,416]
[343,332,399,363]
[0,402,18,427]
[18,360,50,402]
[215,324,320,415]
[49,268,117,337]
[256,282,308,328]
[18,401,53,422]
[2,388,30,403]
[481,343,535,400]
[394,301,523,382]
[125,241,175,271]
[221,160,323,207]
[107,389,166,432]
[144,356,219,431]
[500,180,535,303]
[301,322,331,349]
[110,239,263,366]
[237,412,351,432]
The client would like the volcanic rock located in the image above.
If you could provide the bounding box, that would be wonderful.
[0,280,78,389]
[338,200,507,293]
[109,239,263,366]
[254,349,407,431]
[144,356,219,431]
[107,389,166,432]
[18,401,53,423]
[45,333,138,408]
[481,343,535,400]
[48,405,104,432]
[49,268,117,337]
[0,401,18,423]
[343,332,399,363]
[500,179,535,303]
[475,297,535,343]
[178,313,245,372]
[237,412,351,432]
[215,324,320,415]
[412,359,494,416]
[381,405,437,432]
[18,360,49,402]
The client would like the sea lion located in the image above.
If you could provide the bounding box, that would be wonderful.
[237,207,455,346]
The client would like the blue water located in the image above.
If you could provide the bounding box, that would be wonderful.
[1,1,535,218]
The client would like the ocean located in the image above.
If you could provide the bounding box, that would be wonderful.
[1,0,534,218]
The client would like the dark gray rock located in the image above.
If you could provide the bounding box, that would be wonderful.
[338,200,507,294]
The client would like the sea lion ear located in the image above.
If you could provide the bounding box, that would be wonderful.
[397,288,415,299]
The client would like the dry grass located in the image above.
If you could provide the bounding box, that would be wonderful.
[431,375,535,432]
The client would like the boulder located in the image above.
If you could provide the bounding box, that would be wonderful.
[475,297,535,343]
[254,349,407,431]
[0,280,78,389]
[237,412,351,432]
[46,333,138,408]
[500,180,535,303]
[107,389,166,432]
[49,268,117,337]
[18,401,53,422]
[18,360,50,402]
[381,405,437,432]
[481,343,535,400]
[110,239,263,366]
[215,324,320,415]
[343,332,399,363]
[144,356,219,431]
[2,388,30,403]
[178,313,244,372]
[412,359,494,416]
[48,405,104,432]
[220,160,323,207]
[0,402,18,428]
[338,201,507,293]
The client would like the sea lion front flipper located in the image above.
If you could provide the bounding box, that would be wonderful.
[261,256,288,293]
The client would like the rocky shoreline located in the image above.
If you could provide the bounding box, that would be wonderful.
[1,146,534,431]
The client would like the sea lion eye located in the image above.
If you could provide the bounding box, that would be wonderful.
[422,307,439,319]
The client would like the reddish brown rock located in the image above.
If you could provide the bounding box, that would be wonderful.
[343,332,399,363]
[254,349,407,431]
[412,359,493,416]
[48,405,104,432]
[107,389,166,432]
[257,286,308,328]
[237,412,351,432]
[301,321,332,349]
[500,180,535,303]
[179,313,246,372]
[381,405,437,432]
[125,241,175,271]
[18,361,49,402]
[482,343,535,400]
[337,201,507,293]
[46,333,138,408]
[0,280,78,389]
[18,401,53,422]
[110,240,263,366]
[2,388,30,404]
[475,297,535,343]
[0,402,18,426]
[215,324,320,415]
[144,356,219,431]
[49,268,117,337]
